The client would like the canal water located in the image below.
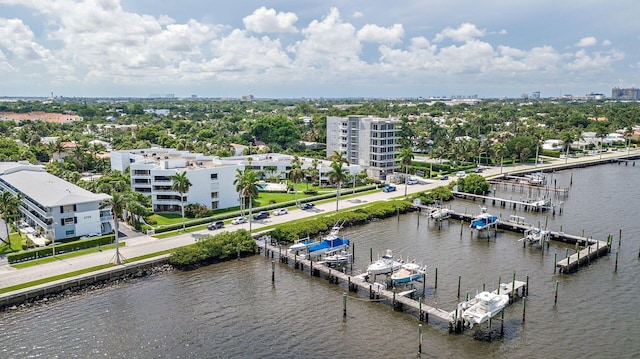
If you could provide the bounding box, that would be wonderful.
[1,163,639,358]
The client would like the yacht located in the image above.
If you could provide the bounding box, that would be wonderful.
[366,249,403,275]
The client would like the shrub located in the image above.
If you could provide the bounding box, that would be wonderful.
[169,229,257,270]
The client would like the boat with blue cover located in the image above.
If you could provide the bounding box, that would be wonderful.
[469,207,498,230]
[307,222,349,258]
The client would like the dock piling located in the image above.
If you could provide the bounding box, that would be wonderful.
[614,252,619,272]
[343,292,347,317]
[522,297,526,323]
[554,281,559,304]
[434,267,438,289]
[271,260,275,282]
[457,275,461,298]
[554,253,557,273]
[418,324,423,353]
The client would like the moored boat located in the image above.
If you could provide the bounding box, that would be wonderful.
[367,249,403,275]
[307,222,349,258]
[456,291,509,328]
[469,207,498,230]
[289,236,317,252]
[391,262,426,284]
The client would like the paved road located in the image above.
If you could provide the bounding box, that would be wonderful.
[1,149,638,290]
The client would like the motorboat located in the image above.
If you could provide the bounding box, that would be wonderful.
[391,262,426,284]
[307,222,350,258]
[457,291,509,328]
[289,236,317,252]
[321,250,351,266]
[430,206,452,220]
[366,249,404,275]
[520,227,550,246]
[524,173,546,186]
[469,207,498,230]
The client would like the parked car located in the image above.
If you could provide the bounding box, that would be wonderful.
[80,233,100,240]
[253,211,270,220]
[273,208,288,216]
[456,171,467,178]
[382,184,397,192]
[207,221,224,230]
[406,178,418,185]
[440,175,449,180]
[474,167,483,173]
[300,203,315,210]
[231,217,247,225]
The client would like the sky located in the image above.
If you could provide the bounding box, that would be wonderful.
[0,0,639,99]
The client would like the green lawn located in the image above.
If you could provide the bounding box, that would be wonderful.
[147,213,185,225]
[0,232,27,255]
[11,243,123,268]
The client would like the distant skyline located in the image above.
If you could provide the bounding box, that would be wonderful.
[1,1,639,99]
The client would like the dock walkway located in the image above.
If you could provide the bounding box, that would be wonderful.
[259,239,527,333]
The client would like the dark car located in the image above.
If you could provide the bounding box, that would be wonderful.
[440,175,449,180]
[253,211,270,220]
[300,203,315,210]
[207,221,224,230]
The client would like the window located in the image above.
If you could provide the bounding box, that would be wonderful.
[65,230,75,235]
[211,201,218,209]
[210,173,218,180]
[63,217,75,225]
[211,192,218,198]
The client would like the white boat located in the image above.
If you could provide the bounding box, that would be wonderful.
[391,262,426,284]
[469,207,498,230]
[289,236,317,252]
[430,206,452,220]
[366,249,404,275]
[524,173,546,186]
[520,227,550,246]
[321,250,351,266]
[457,291,509,328]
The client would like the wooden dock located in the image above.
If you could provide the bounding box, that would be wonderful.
[413,205,611,273]
[554,238,610,273]
[258,240,527,334]
[452,191,553,212]
[489,179,570,197]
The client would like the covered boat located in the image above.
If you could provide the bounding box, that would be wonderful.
[469,207,498,230]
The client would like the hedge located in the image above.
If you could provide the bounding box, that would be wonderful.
[267,199,414,243]
[8,234,115,263]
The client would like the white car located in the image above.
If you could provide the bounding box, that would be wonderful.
[273,208,288,216]
[406,178,418,185]
[231,217,247,225]
[456,171,467,178]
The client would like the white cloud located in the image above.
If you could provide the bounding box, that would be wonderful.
[602,39,612,46]
[434,23,485,43]
[357,23,404,44]
[352,11,364,19]
[243,7,298,33]
[0,18,51,61]
[576,36,597,47]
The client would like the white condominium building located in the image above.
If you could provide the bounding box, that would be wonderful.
[111,149,241,213]
[0,162,113,241]
[326,115,400,179]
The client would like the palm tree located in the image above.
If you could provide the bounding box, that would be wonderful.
[398,147,414,197]
[561,131,575,164]
[171,171,192,231]
[327,151,349,212]
[492,142,507,174]
[48,138,65,162]
[102,191,126,264]
[0,191,21,246]
[234,168,259,231]
[288,156,304,204]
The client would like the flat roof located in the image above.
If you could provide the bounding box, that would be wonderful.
[0,163,110,207]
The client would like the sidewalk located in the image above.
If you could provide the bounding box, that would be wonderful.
[1,148,638,290]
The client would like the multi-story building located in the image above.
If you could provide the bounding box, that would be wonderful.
[0,162,113,241]
[217,153,361,186]
[326,115,400,179]
[111,149,363,213]
[611,87,639,100]
[111,149,241,212]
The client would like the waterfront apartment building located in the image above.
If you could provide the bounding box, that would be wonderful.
[111,149,363,213]
[326,115,400,179]
[111,149,241,212]
[0,162,113,241]
[217,153,361,186]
